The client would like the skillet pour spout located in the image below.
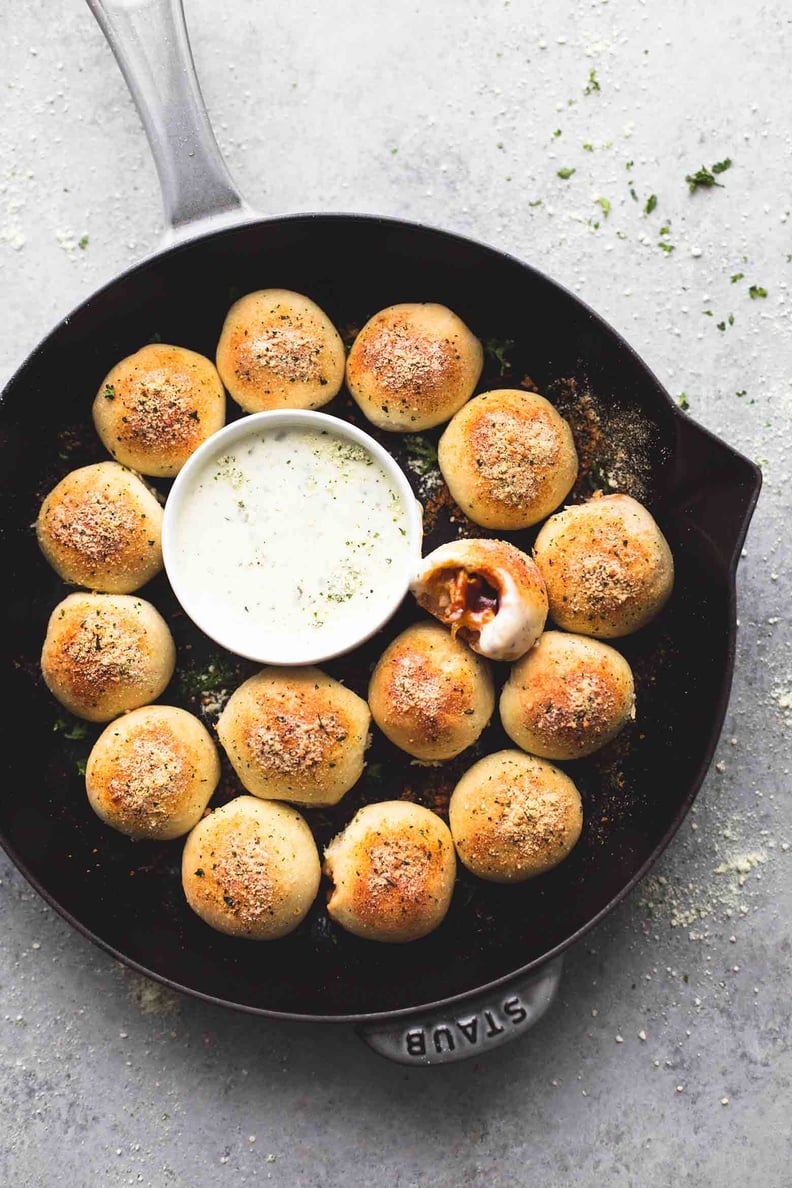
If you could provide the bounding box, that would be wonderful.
[0,0,762,1066]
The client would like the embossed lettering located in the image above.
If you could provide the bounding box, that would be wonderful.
[482,1010,505,1038]
[503,996,528,1025]
[405,1029,426,1056]
[457,1016,479,1045]
[433,1026,456,1053]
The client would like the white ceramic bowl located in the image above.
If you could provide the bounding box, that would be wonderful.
[162,410,423,666]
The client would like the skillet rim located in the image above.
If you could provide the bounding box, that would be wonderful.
[0,210,763,1023]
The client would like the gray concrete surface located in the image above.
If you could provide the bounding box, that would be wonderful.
[1,1,790,1184]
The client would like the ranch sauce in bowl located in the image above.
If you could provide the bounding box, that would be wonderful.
[163,411,422,664]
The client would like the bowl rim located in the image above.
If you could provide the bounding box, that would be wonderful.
[161,408,424,666]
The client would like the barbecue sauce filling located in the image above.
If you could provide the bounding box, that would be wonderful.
[441,569,500,637]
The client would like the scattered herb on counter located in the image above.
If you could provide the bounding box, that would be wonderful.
[78,235,89,250]
[678,393,690,410]
[717,321,726,332]
[749,285,768,299]
[659,224,671,236]
[594,196,611,218]
[702,310,713,317]
[557,167,576,180]
[736,390,747,398]
[582,142,594,152]
[553,129,562,138]
[659,242,675,253]
[686,159,732,192]
[484,337,515,375]
[390,147,398,155]
[644,194,657,215]
[625,160,634,170]
[528,199,543,208]
[584,68,600,94]
[730,272,744,283]
[403,436,439,475]
[629,186,638,202]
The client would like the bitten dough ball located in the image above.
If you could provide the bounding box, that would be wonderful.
[36,462,164,593]
[40,593,176,722]
[324,801,456,943]
[85,705,220,840]
[93,344,225,477]
[533,493,674,638]
[346,303,483,432]
[182,797,320,940]
[368,621,494,761]
[500,632,635,760]
[449,750,583,883]
[411,538,548,662]
[215,289,345,413]
[217,667,370,807]
[438,389,578,529]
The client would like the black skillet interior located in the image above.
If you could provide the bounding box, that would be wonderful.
[0,215,760,1020]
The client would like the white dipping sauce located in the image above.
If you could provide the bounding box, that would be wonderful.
[169,423,415,661]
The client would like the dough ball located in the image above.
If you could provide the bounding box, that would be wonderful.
[85,705,220,840]
[217,667,370,806]
[36,462,163,593]
[182,797,320,939]
[93,344,225,477]
[438,389,578,529]
[215,289,345,413]
[368,621,494,760]
[324,801,456,943]
[449,750,582,882]
[533,493,674,638]
[41,592,176,721]
[411,538,548,661]
[346,303,483,432]
[500,631,635,760]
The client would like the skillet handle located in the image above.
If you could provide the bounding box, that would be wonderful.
[86,0,254,243]
[356,958,563,1065]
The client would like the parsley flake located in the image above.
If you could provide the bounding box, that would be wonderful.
[557,167,576,180]
[685,159,732,192]
[644,194,657,215]
[584,68,600,95]
[749,285,768,299]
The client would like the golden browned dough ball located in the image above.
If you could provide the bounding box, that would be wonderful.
[217,667,370,807]
[449,750,582,883]
[85,706,220,840]
[93,344,225,477]
[324,801,456,943]
[346,303,483,432]
[40,593,176,722]
[182,797,320,939]
[438,389,578,529]
[411,538,548,662]
[36,462,163,593]
[500,631,635,760]
[215,289,345,413]
[368,621,494,761]
[533,492,674,638]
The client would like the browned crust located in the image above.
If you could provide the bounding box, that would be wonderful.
[465,393,566,508]
[88,719,192,833]
[326,810,454,939]
[535,496,672,634]
[369,625,488,754]
[503,636,633,757]
[37,465,161,589]
[451,754,582,881]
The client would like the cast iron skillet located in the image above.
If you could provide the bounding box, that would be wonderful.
[0,0,761,1065]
